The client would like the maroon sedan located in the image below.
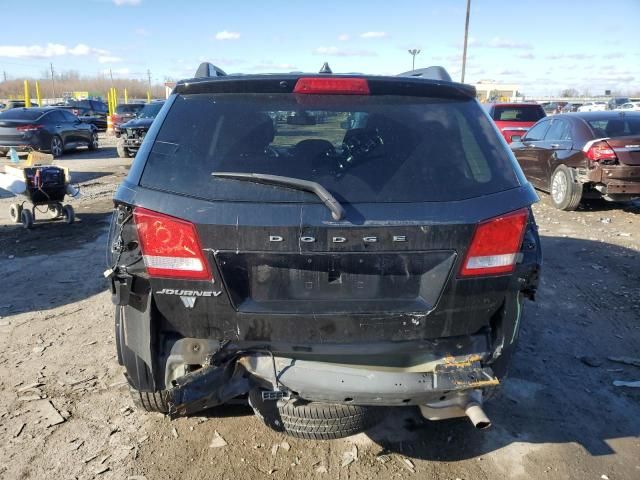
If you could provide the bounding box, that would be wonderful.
[510,111,640,210]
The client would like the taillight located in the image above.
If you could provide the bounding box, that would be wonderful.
[16,124,43,132]
[584,139,618,163]
[459,209,529,277]
[293,77,370,95]
[133,207,211,280]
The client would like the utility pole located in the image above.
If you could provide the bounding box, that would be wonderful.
[408,49,421,71]
[50,62,56,100]
[109,68,114,85]
[2,71,6,82]
[147,69,152,95]
[461,0,471,83]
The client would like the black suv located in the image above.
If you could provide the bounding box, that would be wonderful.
[116,101,164,158]
[108,63,541,439]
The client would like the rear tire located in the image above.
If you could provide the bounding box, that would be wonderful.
[550,165,582,211]
[88,132,99,151]
[129,387,170,414]
[9,203,22,223]
[117,140,131,158]
[21,209,34,229]
[249,389,382,440]
[49,135,64,158]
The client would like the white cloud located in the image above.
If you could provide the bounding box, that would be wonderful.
[360,31,387,39]
[338,34,350,41]
[488,37,532,49]
[215,30,241,40]
[0,43,109,59]
[314,46,376,57]
[113,0,141,5]
[98,55,123,64]
[517,52,535,59]
[250,61,298,71]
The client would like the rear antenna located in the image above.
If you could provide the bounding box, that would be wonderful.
[319,62,332,74]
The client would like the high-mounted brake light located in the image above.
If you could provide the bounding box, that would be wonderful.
[460,209,529,277]
[16,124,43,132]
[133,207,211,280]
[584,139,618,163]
[293,77,370,95]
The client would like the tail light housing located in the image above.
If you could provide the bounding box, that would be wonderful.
[584,139,618,163]
[133,207,211,280]
[16,124,43,132]
[294,77,370,95]
[460,209,529,277]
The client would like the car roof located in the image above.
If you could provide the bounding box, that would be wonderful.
[487,103,541,107]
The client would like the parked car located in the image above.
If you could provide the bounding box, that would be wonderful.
[484,103,546,143]
[107,63,541,439]
[63,99,109,131]
[116,101,164,157]
[577,102,607,112]
[608,97,630,111]
[541,102,567,115]
[0,107,98,157]
[113,103,145,136]
[1,100,38,111]
[510,111,640,210]
[616,102,640,111]
[561,103,583,113]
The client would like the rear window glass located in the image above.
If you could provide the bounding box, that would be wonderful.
[0,109,44,120]
[587,117,640,137]
[141,94,520,203]
[116,104,144,114]
[137,103,163,118]
[492,106,545,122]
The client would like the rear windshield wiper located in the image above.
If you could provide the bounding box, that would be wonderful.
[212,172,346,221]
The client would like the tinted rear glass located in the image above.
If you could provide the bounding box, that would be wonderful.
[492,105,545,122]
[116,104,144,114]
[137,103,163,118]
[586,116,640,137]
[141,94,520,203]
[0,109,44,120]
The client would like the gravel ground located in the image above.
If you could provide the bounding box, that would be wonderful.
[0,141,639,480]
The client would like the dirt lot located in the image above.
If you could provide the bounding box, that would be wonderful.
[1,139,639,480]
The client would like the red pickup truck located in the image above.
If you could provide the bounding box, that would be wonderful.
[485,103,546,143]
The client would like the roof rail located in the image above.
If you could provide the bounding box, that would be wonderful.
[194,62,227,78]
[397,66,452,82]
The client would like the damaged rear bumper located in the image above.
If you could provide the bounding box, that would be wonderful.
[239,355,498,406]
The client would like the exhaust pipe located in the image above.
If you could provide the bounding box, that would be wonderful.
[464,401,491,429]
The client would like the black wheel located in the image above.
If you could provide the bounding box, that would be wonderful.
[62,204,75,224]
[9,203,22,223]
[49,135,64,157]
[48,203,63,219]
[550,165,583,211]
[0,148,8,157]
[248,389,382,440]
[129,386,170,414]
[21,209,34,229]
[117,139,131,158]
[88,132,99,151]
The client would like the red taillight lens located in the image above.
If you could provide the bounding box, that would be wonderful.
[584,140,617,162]
[460,209,529,277]
[133,207,211,280]
[16,124,43,132]
[293,77,370,95]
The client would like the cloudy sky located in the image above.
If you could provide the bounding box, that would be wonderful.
[0,0,638,96]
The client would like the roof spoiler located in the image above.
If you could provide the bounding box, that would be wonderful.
[194,62,227,78]
[397,66,452,82]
